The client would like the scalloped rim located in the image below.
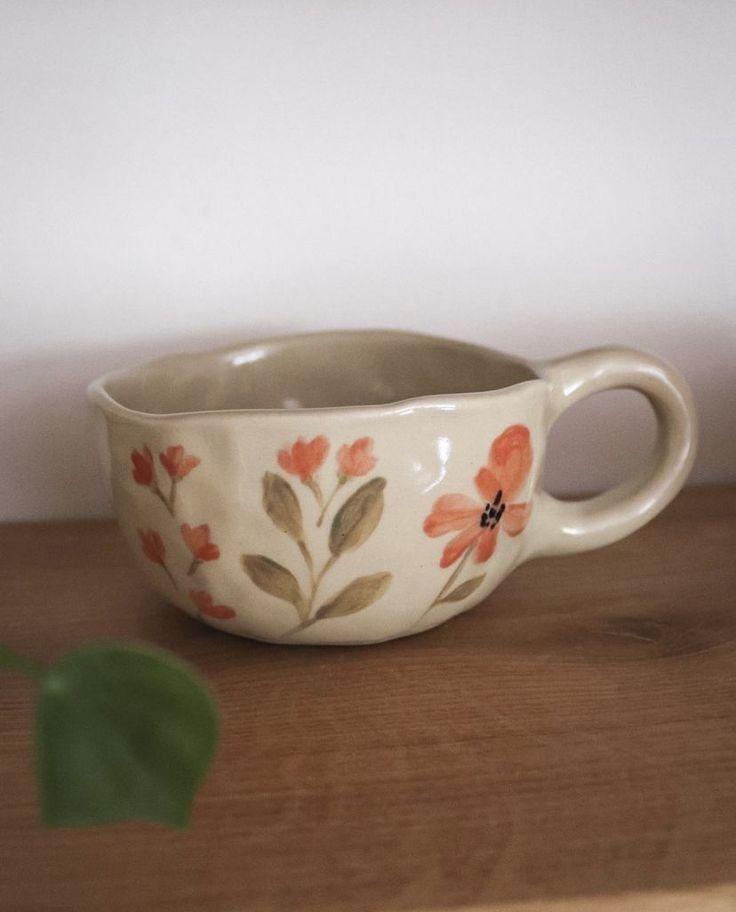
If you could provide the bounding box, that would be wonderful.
[87,328,546,421]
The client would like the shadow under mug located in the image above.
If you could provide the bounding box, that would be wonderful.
[88,331,697,645]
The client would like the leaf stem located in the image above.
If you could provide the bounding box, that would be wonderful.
[297,537,338,625]
[161,562,178,589]
[302,477,324,511]
[278,617,320,641]
[297,540,315,585]
[168,478,179,515]
[421,547,473,618]
[0,645,46,681]
[308,554,337,615]
[152,484,173,517]
[295,540,317,623]
[317,476,346,527]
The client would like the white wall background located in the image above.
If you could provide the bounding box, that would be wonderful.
[1,0,734,521]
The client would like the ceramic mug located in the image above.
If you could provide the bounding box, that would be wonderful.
[88,331,697,645]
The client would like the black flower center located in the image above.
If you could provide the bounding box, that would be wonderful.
[480,489,505,529]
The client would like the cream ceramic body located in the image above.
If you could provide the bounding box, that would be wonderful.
[88,331,697,645]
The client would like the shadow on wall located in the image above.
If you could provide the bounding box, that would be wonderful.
[1,322,734,522]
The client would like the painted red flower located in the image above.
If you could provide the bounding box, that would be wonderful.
[277,436,329,481]
[337,437,377,478]
[423,425,533,568]
[190,590,236,620]
[181,523,220,576]
[138,528,166,564]
[181,523,220,563]
[160,445,201,480]
[131,447,154,486]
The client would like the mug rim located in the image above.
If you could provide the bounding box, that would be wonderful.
[87,329,545,422]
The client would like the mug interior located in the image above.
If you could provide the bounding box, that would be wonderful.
[102,331,538,414]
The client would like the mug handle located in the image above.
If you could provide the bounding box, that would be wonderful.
[526,347,697,558]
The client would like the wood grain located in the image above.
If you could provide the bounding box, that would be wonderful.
[0,486,735,912]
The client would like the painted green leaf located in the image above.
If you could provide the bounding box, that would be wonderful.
[36,644,218,829]
[329,477,386,557]
[262,472,304,543]
[242,554,305,614]
[439,575,486,603]
[316,572,392,620]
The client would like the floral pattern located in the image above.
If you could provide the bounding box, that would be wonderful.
[317,436,379,526]
[130,426,533,635]
[190,589,236,620]
[131,444,234,620]
[421,425,533,617]
[277,435,330,516]
[138,528,177,589]
[131,447,155,486]
[160,446,201,480]
[337,437,377,478]
[277,436,329,482]
[181,523,220,575]
[130,444,200,516]
[242,436,392,636]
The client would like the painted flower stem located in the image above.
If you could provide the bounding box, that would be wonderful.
[278,616,320,640]
[0,645,46,681]
[317,476,346,527]
[187,558,201,576]
[246,436,388,637]
[309,554,337,612]
[297,540,315,584]
[291,546,338,631]
[302,477,324,511]
[152,483,174,517]
[161,562,178,589]
[168,478,179,514]
[422,547,473,617]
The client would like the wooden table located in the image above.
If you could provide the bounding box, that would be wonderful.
[1,485,735,912]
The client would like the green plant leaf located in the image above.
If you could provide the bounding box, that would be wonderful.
[316,572,392,620]
[36,643,218,829]
[262,472,304,543]
[329,477,386,557]
[438,575,486,603]
[242,554,305,615]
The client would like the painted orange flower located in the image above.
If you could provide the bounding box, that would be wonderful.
[337,437,377,478]
[138,528,177,587]
[424,425,533,568]
[190,590,236,620]
[181,523,220,561]
[139,527,166,564]
[131,447,154,486]
[181,523,220,574]
[277,436,329,482]
[160,445,201,480]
